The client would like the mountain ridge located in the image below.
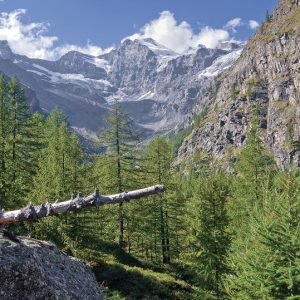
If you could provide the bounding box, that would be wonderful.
[0,37,241,140]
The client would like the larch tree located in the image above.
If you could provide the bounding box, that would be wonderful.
[226,171,300,299]
[0,75,8,208]
[96,102,140,249]
[28,108,84,248]
[138,136,182,263]
[186,168,232,298]
[0,77,41,209]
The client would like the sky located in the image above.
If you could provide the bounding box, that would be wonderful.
[0,0,277,60]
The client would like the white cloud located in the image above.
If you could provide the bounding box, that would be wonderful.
[0,9,110,60]
[249,20,260,30]
[224,18,242,33]
[126,11,230,53]
[52,43,113,59]
[195,26,230,49]
[0,9,247,59]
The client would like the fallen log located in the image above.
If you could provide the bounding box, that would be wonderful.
[0,185,165,226]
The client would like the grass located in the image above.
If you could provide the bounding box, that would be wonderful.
[73,236,204,300]
[94,260,194,300]
[272,100,289,110]
[280,9,300,34]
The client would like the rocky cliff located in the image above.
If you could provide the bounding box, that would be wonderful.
[178,0,300,169]
[0,234,103,300]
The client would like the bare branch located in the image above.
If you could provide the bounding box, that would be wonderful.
[0,185,166,226]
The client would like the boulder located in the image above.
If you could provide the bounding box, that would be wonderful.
[0,234,103,300]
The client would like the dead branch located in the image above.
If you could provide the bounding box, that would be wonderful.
[0,185,165,226]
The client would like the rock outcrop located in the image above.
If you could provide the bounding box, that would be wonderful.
[0,234,103,300]
[178,0,300,169]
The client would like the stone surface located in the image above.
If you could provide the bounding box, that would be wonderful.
[0,234,103,300]
[177,0,300,169]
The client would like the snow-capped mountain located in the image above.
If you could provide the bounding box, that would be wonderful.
[0,37,242,140]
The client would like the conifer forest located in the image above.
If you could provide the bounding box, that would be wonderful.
[1,75,300,299]
[1,1,300,298]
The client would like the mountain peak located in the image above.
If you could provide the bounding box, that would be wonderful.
[59,50,93,61]
[135,38,179,57]
[139,38,159,46]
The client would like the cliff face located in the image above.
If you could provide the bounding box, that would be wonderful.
[178,0,300,168]
[0,234,103,300]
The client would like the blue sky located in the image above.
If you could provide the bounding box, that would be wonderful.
[0,0,277,59]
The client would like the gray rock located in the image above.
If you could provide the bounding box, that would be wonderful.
[177,0,300,169]
[0,234,103,300]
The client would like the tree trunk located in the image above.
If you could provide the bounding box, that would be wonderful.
[0,185,165,226]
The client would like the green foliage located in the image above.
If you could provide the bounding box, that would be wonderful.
[235,122,276,206]
[193,107,209,128]
[0,76,42,209]
[29,108,83,202]
[230,83,240,100]
[226,172,300,299]
[4,75,300,299]
[28,108,84,249]
[133,137,184,263]
[96,102,141,249]
[169,126,192,156]
[265,10,271,22]
[212,80,221,102]
[185,169,232,298]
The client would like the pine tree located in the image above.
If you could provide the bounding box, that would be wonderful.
[186,168,231,297]
[226,172,300,299]
[95,102,140,248]
[28,108,84,249]
[230,122,276,237]
[224,122,276,298]
[260,172,300,298]
[266,10,271,22]
[235,123,275,205]
[136,136,184,263]
[0,75,8,207]
[0,77,41,209]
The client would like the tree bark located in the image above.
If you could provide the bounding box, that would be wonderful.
[0,185,165,226]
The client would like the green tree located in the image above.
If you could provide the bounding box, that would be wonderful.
[186,169,231,298]
[0,77,41,209]
[230,122,276,237]
[226,172,300,299]
[136,136,185,263]
[235,123,275,205]
[0,75,8,207]
[96,103,140,248]
[28,108,84,248]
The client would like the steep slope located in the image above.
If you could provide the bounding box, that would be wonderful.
[178,0,300,168]
[0,37,241,140]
